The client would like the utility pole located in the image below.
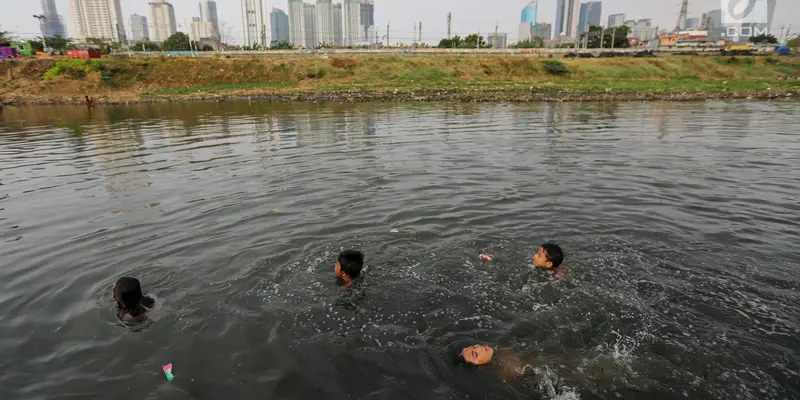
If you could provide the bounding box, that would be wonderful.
[611,26,617,49]
[387,21,390,47]
[420,21,422,45]
[33,15,48,50]
[674,0,689,33]
[447,13,452,39]
[494,22,498,48]
[477,30,480,49]
[413,22,417,44]
[600,27,605,49]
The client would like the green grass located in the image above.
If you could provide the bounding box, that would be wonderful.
[146,82,295,96]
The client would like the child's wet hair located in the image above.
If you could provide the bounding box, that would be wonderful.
[541,243,564,267]
[114,277,154,317]
[338,250,364,278]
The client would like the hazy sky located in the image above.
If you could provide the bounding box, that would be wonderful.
[1,0,797,44]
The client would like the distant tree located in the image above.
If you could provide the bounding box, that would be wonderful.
[788,37,800,49]
[582,25,630,48]
[200,44,213,51]
[85,37,115,54]
[270,40,293,50]
[133,41,161,51]
[437,35,462,48]
[510,37,545,48]
[0,30,11,44]
[29,40,45,52]
[463,34,490,48]
[162,32,191,51]
[749,34,778,44]
[46,36,73,52]
[318,42,334,49]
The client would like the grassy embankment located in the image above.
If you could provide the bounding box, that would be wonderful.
[1,55,799,104]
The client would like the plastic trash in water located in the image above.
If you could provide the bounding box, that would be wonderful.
[162,363,174,381]
[479,254,493,262]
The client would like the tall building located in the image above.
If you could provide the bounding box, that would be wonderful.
[333,3,343,47]
[58,15,68,37]
[360,0,375,43]
[607,13,625,28]
[578,1,602,34]
[189,17,216,42]
[684,17,698,30]
[69,0,126,42]
[241,0,269,47]
[626,19,657,40]
[488,33,508,48]
[199,1,220,40]
[130,14,149,42]
[518,1,537,41]
[288,0,306,47]
[555,0,580,37]
[149,0,176,42]
[533,22,552,40]
[342,0,361,46]
[316,0,334,46]
[304,3,317,48]
[270,8,290,44]
[40,0,65,37]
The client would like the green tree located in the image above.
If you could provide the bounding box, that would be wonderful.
[133,41,161,51]
[29,40,45,52]
[162,32,191,51]
[270,40,293,50]
[788,37,800,49]
[201,44,214,51]
[0,30,10,44]
[582,25,630,49]
[462,34,489,48]
[46,36,73,52]
[437,35,463,48]
[85,37,115,54]
[749,34,778,44]
[510,37,545,48]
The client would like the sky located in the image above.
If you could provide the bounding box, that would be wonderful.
[1,0,798,44]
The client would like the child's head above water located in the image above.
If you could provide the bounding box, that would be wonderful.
[455,344,495,366]
[112,277,154,322]
[532,243,564,271]
[335,250,364,283]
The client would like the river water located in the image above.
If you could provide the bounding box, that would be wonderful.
[1,101,798,400]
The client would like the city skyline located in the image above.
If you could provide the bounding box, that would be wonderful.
[4,0,798,45]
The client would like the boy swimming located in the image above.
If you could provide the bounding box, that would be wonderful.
[112,277,155,324]
[335,249,364,287]
[532,243,565,278]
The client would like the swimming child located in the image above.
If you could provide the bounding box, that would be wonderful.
[112,277,155,324]
[454,344,539,381]
[335,249,364,288]
[532,243,565,278]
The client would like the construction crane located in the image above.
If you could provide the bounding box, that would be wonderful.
[674,0,688,32]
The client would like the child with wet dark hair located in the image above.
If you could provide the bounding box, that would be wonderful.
[335,249,364,287]
[112,277,155,324]
[532,243,565,278]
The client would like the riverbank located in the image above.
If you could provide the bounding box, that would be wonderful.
[2,55,799,105]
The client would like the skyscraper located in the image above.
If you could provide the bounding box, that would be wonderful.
[518,0,537,41]
[316,0,334,46]
[40,0,65,37]
[241,0,269,47]
[130,14,149,42]
[578,1,601,33]
[288,0,306,47]
[607,13,625,28]
[304,3,317,48]
[200,1,220,40]
[360,0,375,43]
[333,3,343,47]
[533,22,551,40]
[342,0,361,46]
[69,0,126,42]
[270,8,290,44]
[149,0,176,42]
[685,17,699,30]
[555,0,580,37]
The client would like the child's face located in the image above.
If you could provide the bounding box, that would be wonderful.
[532,247,553,269]
[335,261,346,280]
[461,345,494,366]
